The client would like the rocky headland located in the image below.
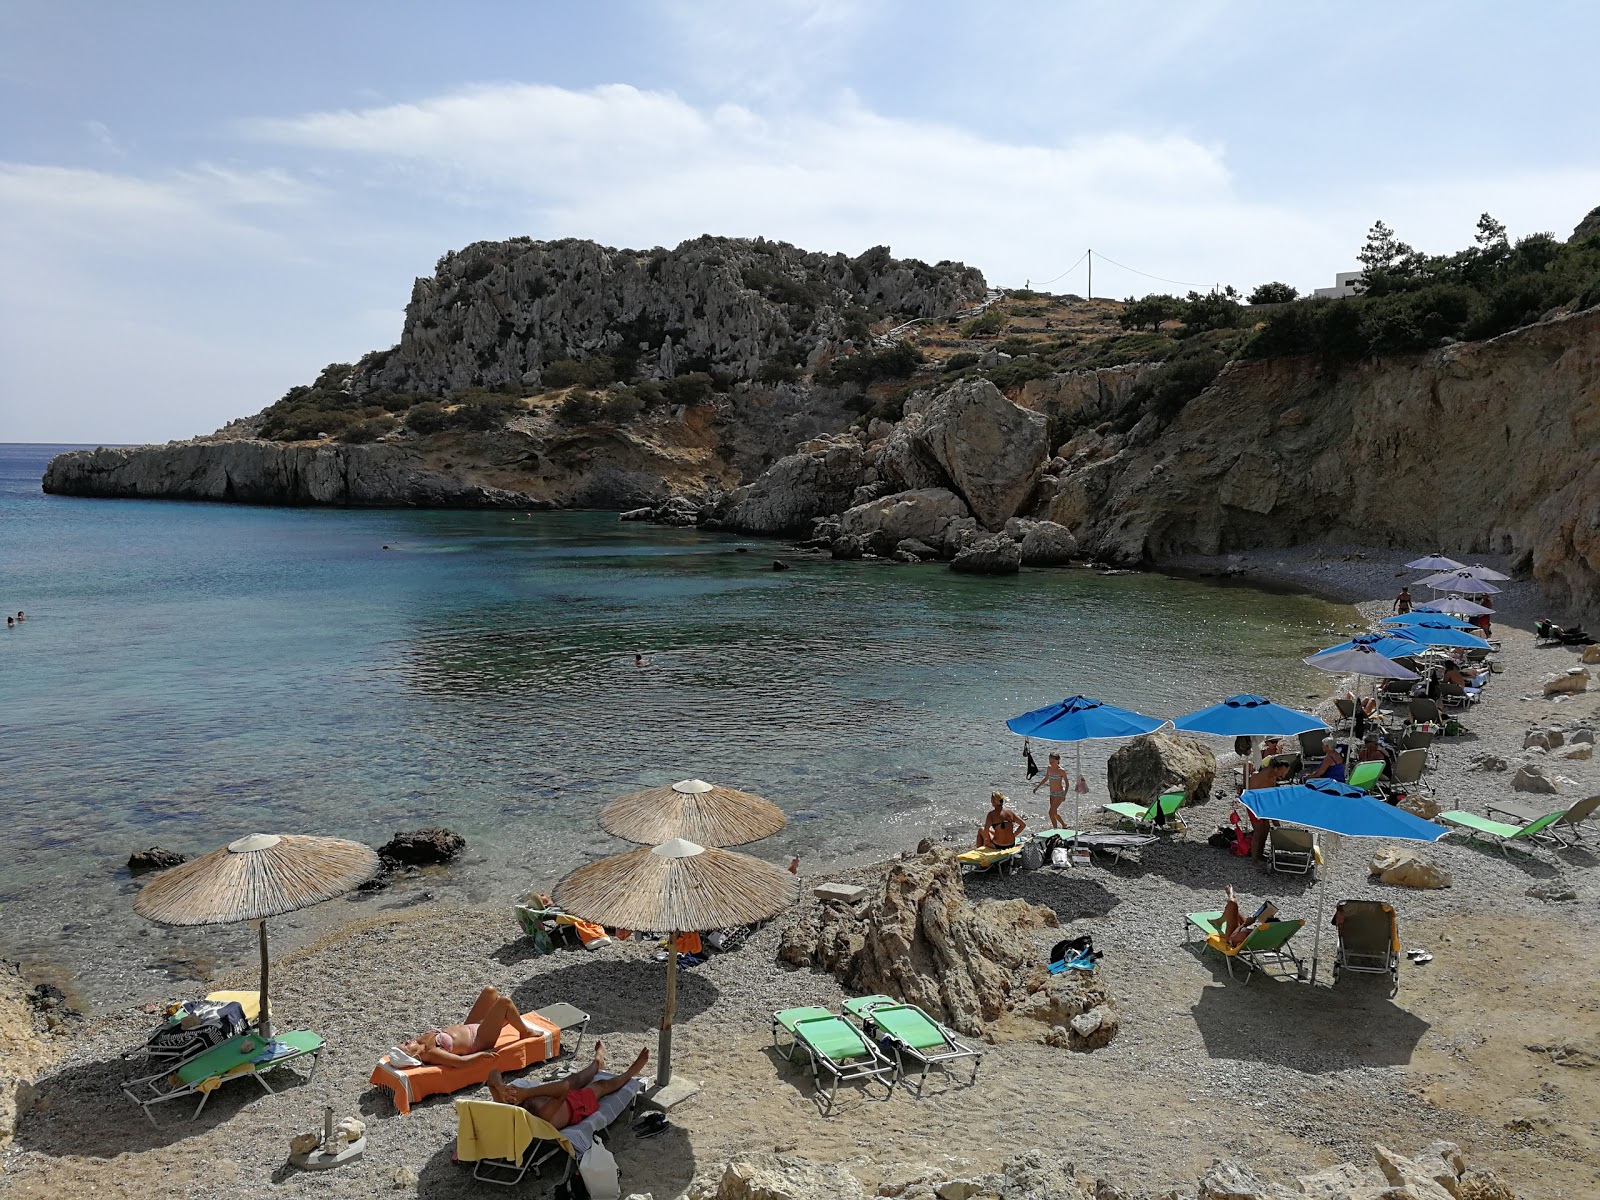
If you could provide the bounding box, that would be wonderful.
[42,227,1600,621]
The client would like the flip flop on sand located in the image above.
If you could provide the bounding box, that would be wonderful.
[632,1112,669,1139]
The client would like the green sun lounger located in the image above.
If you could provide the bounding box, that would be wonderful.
[1184,911,1225,942]
[1102,790,1186,832]
[842,995,982,1095]
[1199,918,1306,984]
[771,1007,894,1115]
[1346,760,1384,793]
[123,1029,323,1125]
[1439,808,1566,854]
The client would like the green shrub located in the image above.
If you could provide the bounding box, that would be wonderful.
[542,356,619,389]
[988,356,1055,391]
[757,360,802,384]
[1118,294,1184,332]
[558,390,602,424]
[960,308,1007,337]
[337,415,397,444]
[450,395,515,431]
[404,401,450,434]
[1128,348,1226,422]
[662,372,715,405]
[943,352,980,373]
[599,391,644,424]
[817,341,925,388]
[1248,282,1299,305]
[1179,288,1243,337]
[1576,275,1600,312]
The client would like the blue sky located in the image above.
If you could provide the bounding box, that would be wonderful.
[3,0,1597,443]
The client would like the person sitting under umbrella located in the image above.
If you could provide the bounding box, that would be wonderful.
[398,987,547,1067]
[1247,757,1291,791]
[1307,738,1346,783]
[487,1041,649,1129]
[1355,732,1393,779]
[976,792,1026,849]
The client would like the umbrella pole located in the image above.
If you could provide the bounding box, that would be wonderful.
[1309,834,1336,986]
[658,934,678,1086]
[258,919,272,1040]
[1073,744,1083,852]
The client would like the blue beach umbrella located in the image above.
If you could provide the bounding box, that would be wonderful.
[1310,631,1423,661]
[1006,696,1169,844]
[1240,779,1447,984]
[1172,694,1326,738]
[1382,620,1490,650]
[1380,612,1475,632]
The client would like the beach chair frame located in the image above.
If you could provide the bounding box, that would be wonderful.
[457,1078,643,1187]
[842,996,982,1096]
[122,1030,322,1126]
[1268,826,1315,875]
[124,991,264,1072]
[1102,790,1186,834]
[1203,919,1306,984]
[1330,900,1400,994]
[772,1009,895,1115]
[1439,809,1566,855]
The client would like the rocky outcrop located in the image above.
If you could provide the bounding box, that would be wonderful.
[354,237,985,396]
[838,488,970,556]
[127,847,187,874]
[377,828,466,867]
[919,380,1050,529]
[1016,520,1078,565]
[777,849,1062,1037]
[950,535,1022,575]
[716,436,866,534]
[1065,309,1600,622]
[1106,733,1217,806]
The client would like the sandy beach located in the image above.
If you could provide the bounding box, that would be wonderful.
[3,548,1598,1200]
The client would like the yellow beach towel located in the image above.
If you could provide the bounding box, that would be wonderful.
[455,1099,538,1167]
[205,990,262,1023]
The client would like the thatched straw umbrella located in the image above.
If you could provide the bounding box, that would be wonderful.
[554,838,797,1097]
[134,833,379,1038]
[599,778,787,848]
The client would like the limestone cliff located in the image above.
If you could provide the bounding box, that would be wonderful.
[1055,309,1600,619]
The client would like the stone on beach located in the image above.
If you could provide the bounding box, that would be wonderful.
[1106,733,1217,806]
[127,847,188,873]
[1542,667,1590,696]
[1017,520,1078,566]
[838,488,970,557]
[1511,764,1558,793]
[949,535,1022,575]
[376,827,466,867]
[1369,846,1451,889]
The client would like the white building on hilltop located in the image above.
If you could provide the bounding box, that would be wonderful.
[1312,271,1363,299]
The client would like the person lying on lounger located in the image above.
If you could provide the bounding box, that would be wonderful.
[397,987,545,1067]
[1220,885,1278,948]
[487,1041,648,1129]
[976,791,1026,848]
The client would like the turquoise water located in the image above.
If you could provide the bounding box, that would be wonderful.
[0,443,1350,1003]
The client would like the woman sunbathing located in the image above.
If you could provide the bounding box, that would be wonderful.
[487,1041,649,1129]
[1220,885,1277,948]
[398,987,544,1067]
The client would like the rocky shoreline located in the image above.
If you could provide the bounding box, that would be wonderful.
[3,557,1596,1199]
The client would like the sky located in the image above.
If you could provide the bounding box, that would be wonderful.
[2,1,1597,444]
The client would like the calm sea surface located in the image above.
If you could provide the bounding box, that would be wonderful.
[0,443,1351,1005]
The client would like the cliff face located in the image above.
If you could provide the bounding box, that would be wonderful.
[1059,309,1600,618]
[352,236,986,395]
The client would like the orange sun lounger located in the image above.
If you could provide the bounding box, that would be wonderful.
[370,1013,563,1115]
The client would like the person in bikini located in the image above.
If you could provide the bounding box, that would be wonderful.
[396,986,545,1067]
[1031,752,1070,828]
[1220,885,1277,948]
[976,792,1026,849]
[487,1041,649,1129]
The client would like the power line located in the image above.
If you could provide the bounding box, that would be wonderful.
[1033,249,1088,287]
[1085,251,1208,291]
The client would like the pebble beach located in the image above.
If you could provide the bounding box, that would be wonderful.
[3,547,1598,1200]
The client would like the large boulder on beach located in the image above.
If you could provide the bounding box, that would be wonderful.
[776,848,1059,1037]
[1543,667,1590,696]
[1512,765,1559,794]
[1022,969,1120,1050]
[716,436,865,535]
[1106,733,1217,806]
[1018,520,1078,566]
[921,379,1050,529]
[838,488,969,556]
[127,847,187,874]
[950,535,1022,575]
[1369,846,1451,889]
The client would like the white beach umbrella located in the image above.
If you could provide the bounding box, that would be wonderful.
[1459,564,1510,581]
[1404,554,1465,571]
[1414,570,1501,595]
[1415,597,1493,617]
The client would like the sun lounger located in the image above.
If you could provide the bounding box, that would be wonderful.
[1331,900,1400,993]
[453,1071,643,1187]
[1346,760,1385,793]
[1102,790,1186,832]
[370,1009,567,1115]
[955,843,1024,875]
[1488,793,1600,842]
[771,1007,895,1114]
[1201,919,1306,984]
[129,990,264,1070]
[1439,809,1567,854]
[1268,826,1316,875]
[1184,911,1224,942]
[842,995,982,1095]
[123,1029,322,1125]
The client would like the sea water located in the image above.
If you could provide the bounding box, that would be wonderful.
[0,443,1351,1005]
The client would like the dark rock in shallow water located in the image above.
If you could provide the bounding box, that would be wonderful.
[772,559,790,571]
[128,846,188,873]
[378,828,466,867]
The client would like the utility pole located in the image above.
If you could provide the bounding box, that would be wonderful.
[1087,249,1092,300]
